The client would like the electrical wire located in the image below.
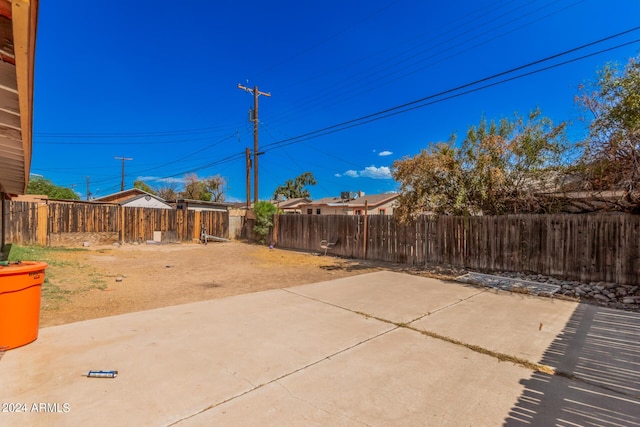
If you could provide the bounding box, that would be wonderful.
[261,29,640,152]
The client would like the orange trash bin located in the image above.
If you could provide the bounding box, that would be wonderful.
[0,261,48,350]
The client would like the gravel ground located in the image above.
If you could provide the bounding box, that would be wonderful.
[453,269,640,312]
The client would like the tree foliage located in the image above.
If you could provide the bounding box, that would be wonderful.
[156,185,179,201]
[133,180,156,195]
[393,110,567,220]
[272,172,316,200]
[27,176,79,200]
[179,173,226,202]
[575,54,640,205]
[252,201,277,243]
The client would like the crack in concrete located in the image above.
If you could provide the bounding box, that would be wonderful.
[283,288,638,401]
[167,285,636,425]
[217,362,256,388]
[275,381,373,427]
[166,324,396,426]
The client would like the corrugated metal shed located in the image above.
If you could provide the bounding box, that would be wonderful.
[0,0,38,196]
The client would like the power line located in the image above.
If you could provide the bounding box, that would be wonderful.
[261,29,640,152]
[266,39,640,152]
[268,0,581,126]
[34,124,237,138]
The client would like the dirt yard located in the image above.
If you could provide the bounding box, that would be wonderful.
[34,242,398,327]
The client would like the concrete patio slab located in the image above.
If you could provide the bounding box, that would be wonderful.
[180,328,532,427]
[1,271,638,427]
[412,288,578,365]
[0,289,392,427]
[289,271,483,324]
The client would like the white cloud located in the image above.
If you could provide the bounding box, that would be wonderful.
[336,166,393,180]
[378,150,393,157]
[137,176,185,184]
[360,165,392,179]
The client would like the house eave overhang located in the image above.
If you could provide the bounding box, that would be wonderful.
[0,0,37,196]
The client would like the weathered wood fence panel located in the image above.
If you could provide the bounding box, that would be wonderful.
[5,201,40,245]
[275,213,640,285]
[4,201,230,245]
[48,202,120,234]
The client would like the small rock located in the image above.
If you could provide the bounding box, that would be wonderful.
[623,297,637,304]
[115,276,123,282]
[616,287,628,296]
[575,288,586,296]
[606,292,617,299]
[594,294,609,302]
[562,284,574,291]
[112,242,120,247]
[83,241,90,247]
[166,265,174,268]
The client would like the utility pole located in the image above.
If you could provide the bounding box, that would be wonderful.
[237,84,270,204]
[114,156,133,191]
[85,177,91,201]
[245,147,251,209]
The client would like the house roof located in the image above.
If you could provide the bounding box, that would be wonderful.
[123,193,172,208]
[0,0,38,195]
[93,188,151,203]
[276,197,311,209]
[172,198,232,209]
[303,193,399,208]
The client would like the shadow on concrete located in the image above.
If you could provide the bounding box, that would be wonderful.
[504,304,640,426]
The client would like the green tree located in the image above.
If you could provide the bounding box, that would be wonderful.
[27,176,79,200]
[392,110,567,220]
[272,172,316,200]
[133,180,156,195]
[253,201,277,244]
[575,54,640,203]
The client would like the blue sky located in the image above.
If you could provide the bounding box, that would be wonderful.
[31,0,640,202]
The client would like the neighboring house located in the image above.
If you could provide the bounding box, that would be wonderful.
[274,197,312,214]
[94,189,172,209]
[172,198,231,212]
[300,193,399,216]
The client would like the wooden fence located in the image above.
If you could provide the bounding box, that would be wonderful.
[3,201,229,245]
[273,213,640,285]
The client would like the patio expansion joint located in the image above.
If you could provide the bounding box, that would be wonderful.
[280,289,587,386]
[271,289,638,407]
[405,288,489,325]
[165,317,397,426]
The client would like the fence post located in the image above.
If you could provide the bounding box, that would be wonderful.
[363,200,368,259]
[37,202,48,246]
[118,205,125,243]
[194,211,201,242]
